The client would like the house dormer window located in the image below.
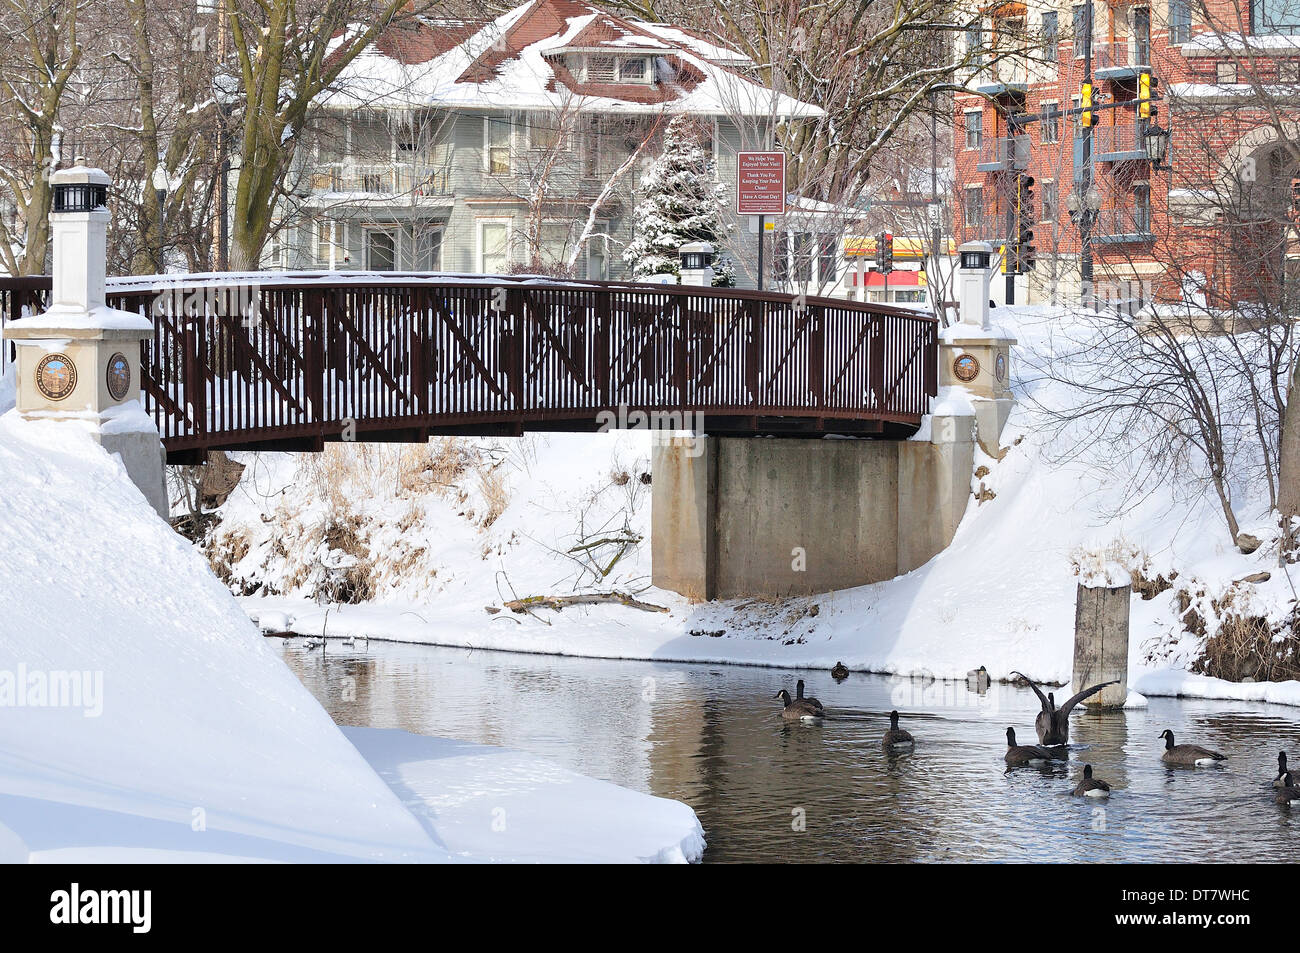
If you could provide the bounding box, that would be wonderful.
[619,56,649,82]
[564,53,655,84]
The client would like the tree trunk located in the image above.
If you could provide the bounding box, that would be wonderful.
[1279,357,1300,532]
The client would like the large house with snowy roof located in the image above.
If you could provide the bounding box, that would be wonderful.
[263,0,820,286]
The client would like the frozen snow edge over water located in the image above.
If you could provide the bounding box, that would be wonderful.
[343,726,705,864]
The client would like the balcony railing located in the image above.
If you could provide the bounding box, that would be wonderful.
[1094,206,1155,244]
[977,135,1031,172]
[308,162,452,197]
[1094,41,1151,79]
[1091,123,1148,162]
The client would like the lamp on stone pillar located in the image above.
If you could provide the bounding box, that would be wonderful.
[939,239,1018,457]
[678,241,715,287]
[1,166,168,518]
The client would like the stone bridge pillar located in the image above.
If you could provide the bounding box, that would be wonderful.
[2,168,167,518]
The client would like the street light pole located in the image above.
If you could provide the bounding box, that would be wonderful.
[1080,0,1095,307]
[152,164,168,275]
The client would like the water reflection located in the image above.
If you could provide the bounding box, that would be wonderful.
[276,639,1300,863]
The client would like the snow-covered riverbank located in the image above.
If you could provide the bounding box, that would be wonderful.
[214,305,1299,708]
[0,413,703,863]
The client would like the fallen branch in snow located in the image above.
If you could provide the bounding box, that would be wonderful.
[505,592,670,614]
[566,535,642,554]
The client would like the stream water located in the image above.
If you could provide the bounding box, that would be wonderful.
[274,638,1300,862]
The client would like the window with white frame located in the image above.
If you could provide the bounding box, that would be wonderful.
[1216,60,1238,83]
[265,225,294,269]
[567,53,655,84]
[964,186,986,229]
[964,110,983,150]
[529,112,562,151]
[315,220,345,266]
[1041,11,1059,62]
[484,116,511,174]
[1041,102,1060,143]
[1169,0,1192,44]
[478,219,511,273]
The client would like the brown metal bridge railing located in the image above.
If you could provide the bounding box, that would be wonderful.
[1,273,938,462]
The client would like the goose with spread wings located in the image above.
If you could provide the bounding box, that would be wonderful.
[1011,671,1120,745]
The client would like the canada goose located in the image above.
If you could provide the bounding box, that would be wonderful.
[1276,772,1300,805]
[1072,764,1111,798]
[831,661,849,681]
[883,710,915,749]
[775,689,824,721]
[1273,751,1296,788]
[1012,671,1120,745]
[1004,727,1065,766]
[1158,729,1226,766]
[795,679,824,712]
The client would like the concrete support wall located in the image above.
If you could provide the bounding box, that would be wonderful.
[713,438,899,598]
[650,437,718,600]
[652,422,976,600]
[1072,584,1131,709]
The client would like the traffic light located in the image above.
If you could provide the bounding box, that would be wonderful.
[877,232,894,273]
[1138,72,1158,120]
[1000,243,1012,275]
[1081,82,1094,128]
[1013,172,1036,273]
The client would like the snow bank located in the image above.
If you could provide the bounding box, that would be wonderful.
[345,727,705,863]
[0,413,444,862]
[0,414,703,862]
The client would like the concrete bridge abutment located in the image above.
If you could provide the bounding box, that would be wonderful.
[651,416,977,600]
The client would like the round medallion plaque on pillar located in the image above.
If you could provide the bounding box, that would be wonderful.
[35,353,78,400]
[106,352,131,401]
[952,353,980,383]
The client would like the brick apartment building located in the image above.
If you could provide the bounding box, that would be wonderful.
[954,0,1300,308]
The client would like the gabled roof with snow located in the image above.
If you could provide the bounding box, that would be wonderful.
[320,0,821,118]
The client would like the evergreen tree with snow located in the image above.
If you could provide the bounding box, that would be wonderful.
[623,116,734,286]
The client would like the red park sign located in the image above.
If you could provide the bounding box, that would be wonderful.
[736,152,786,216]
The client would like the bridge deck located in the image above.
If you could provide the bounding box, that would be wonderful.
[2,273,938,462]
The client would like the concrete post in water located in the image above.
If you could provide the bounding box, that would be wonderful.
[1,167,167,518]
[1072,583,1130,709]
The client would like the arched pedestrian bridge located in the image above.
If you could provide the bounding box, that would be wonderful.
[2,273,938,464]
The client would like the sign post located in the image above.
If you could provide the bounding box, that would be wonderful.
[737,152,785,291]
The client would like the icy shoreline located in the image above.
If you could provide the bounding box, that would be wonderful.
[241,595,1300,710]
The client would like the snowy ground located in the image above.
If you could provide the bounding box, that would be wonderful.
[214,305,1300,707]
[0,412,703,863]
